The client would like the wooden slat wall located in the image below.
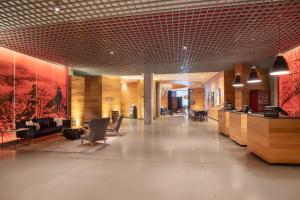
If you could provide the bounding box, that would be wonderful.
[190,87,205,110]
[70,76,85,127]
[84,76,102,121]
[102,76,121,118]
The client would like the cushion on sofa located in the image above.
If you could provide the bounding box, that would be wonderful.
[16,120,27,129]
[54,118,63,126]
[33,118,50,129]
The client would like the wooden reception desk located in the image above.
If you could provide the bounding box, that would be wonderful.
[247,114,300,164]
[229,112,248,146]
[218,110,230,136]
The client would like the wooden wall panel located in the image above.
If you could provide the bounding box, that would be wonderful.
[70,76,85,127]
[218,110,230,136]
[84,76,102,121]
[247,115,300,164]
[121,82,138,118]
[161,93,168,108]
[171,83,186,89]
[205,72,225,120]
[224,69,235,106]
[102,76,121,118]
[153,80,157,118]
[190,87,205,110]
[121,80,144,119]
[137,80,144,119]
[229,112,247,145]
[235,64,269,110]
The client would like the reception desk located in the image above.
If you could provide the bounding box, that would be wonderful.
[247,114,300,164]
[229,112,247,146]
[218,110,230,136]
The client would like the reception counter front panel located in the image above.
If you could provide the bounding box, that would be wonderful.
[229,112,248,146]
[218,110,230,136]
[247,115,300,164]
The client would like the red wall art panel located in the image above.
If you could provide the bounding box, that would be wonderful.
[279,46,300,117]
[0,47,14,131]
[0,47,68,143]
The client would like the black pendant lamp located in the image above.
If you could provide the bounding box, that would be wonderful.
[270,53,290,76]
[232,73,244,87]
[270,14,290,76]
[247,66,261,83]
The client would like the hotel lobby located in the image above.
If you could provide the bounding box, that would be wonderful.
[0,0,300,200]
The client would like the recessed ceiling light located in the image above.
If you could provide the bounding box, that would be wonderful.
[54,7,60,12]
[110,51,114,55]
[183,46,187,50]
[54,0,60,12]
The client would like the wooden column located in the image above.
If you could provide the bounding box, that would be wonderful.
[70,76,85,127]
[84,76,102,121]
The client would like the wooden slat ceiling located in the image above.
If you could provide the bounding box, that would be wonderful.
[0,0,299,75]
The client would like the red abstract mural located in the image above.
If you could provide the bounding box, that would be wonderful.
[279,46,300,118]
[0,47,14,131]
[0,47,67,143]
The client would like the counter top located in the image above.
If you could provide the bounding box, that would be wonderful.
[247,113,299,119]
[229,111,248,115]
[220,110,300,119]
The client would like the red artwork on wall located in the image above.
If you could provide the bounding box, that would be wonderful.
[0,47,67,143]
[279,46,300,118]
[0,47,14,131]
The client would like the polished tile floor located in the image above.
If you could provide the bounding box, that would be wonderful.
[1,116,300,200]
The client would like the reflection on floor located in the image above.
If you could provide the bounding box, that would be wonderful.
[1,116,300,200]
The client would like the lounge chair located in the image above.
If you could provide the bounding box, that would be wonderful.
[107,115,124,135]
[81,118,110,145]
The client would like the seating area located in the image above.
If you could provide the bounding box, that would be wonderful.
[16,118,70,139]
[189,110,209,122]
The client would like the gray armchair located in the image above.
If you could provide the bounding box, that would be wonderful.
[107,115,124,135]
[81,118,110,145]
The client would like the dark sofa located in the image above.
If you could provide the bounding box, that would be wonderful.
[16,118,70,139]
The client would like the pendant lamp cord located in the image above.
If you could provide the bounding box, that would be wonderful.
[252,38,254,63]
[278,14,281,54]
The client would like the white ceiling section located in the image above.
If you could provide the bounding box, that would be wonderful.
[0,0,299,75]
